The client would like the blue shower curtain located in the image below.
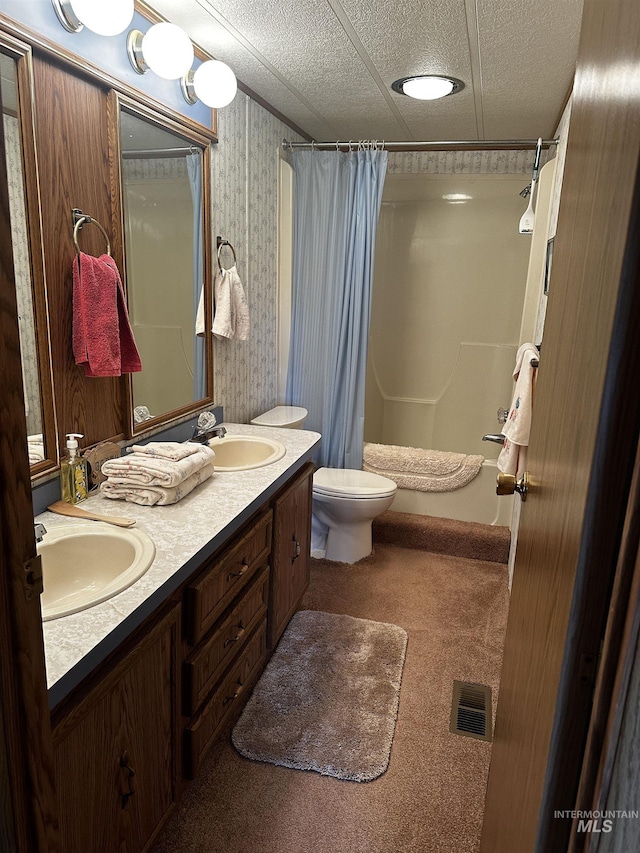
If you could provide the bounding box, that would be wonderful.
[186,152,205,400]
[286,148,387,469]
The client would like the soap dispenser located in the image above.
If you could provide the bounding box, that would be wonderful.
[60,433,88,504]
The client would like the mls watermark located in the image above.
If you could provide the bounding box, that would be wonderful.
[555,810,640,834]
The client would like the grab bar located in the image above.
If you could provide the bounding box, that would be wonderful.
[482,434,505,445]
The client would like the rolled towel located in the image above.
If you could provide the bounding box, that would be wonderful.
[100,463,214,506]
[127,441,203,462]
[102,443,214,487]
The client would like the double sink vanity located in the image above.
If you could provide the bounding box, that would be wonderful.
[38,423,320,853]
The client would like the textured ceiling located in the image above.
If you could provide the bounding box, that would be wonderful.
[150,0,584,142]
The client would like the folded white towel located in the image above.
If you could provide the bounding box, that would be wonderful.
[100,463,214,506]
[195,283,205,337]
[28,434,45,465]
[212,265,250,341]
[497,343,539,475]
[127,441,202,462]
[102,443,214,487]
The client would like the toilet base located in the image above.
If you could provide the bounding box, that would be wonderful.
[323,518,374,564]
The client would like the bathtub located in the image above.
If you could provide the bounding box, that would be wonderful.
[388,459,513,527]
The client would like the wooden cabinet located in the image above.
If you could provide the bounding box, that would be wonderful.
[183,511,272,778]
[52,606,180,853]
[268,462,314,648]
[49,462,314,847]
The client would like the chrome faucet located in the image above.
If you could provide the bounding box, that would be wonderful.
[190,424,227,444]
[34,522,47,543]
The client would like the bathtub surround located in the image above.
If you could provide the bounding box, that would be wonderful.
[232,610,407,782]
[152,539,509,853]
[373,510,510,565]
[363,441,484,492]
[286,148,388,469]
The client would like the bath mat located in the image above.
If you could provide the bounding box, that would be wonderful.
[232,610,408,782]
[363,441,483,492]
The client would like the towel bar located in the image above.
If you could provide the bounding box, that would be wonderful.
[216,236,236,271]
[72,208,111,256]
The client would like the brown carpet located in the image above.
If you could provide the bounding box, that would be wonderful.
[232,610,408,781]
[373,510,510,563]
[152,541,509,853]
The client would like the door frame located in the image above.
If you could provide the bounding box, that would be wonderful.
[0,67,60,851]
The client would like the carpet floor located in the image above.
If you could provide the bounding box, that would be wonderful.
[152,539,509,853]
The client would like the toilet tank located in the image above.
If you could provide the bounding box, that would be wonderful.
[250,406,307,429]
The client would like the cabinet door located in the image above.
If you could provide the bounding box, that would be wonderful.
[53,606,179,853]
[268,463,313,647]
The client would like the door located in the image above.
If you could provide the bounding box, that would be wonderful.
[480,1,640,851]
[0,62,60,851]
[268,463,313,647]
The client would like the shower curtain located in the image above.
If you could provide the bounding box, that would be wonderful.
[186,151,205,400]
[286,148,387,468]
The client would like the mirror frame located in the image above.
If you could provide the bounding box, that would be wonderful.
[1,32,58,477]
[108,90,214,437]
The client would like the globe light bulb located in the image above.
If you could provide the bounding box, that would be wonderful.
[68,0,134,36]
[142,23,194,80]
[193,60,238,108]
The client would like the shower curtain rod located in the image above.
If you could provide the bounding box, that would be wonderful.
[282,138,558,152]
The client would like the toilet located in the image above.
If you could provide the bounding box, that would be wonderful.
[250,406,308,429]
[311,468,397,564]
[250,406,397,564]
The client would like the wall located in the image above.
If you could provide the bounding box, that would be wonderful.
[365,151,536,459]
[211,93,301,423]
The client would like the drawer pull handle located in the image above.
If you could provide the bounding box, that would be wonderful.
[224,622,246,647]
[292,536,301,562]
[223,679,243,705]
[227,560,249,581]
[120,751,136,808]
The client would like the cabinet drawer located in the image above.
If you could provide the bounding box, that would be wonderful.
[185,619,267,778]
[185,509,272,645]
[183,566,269,716]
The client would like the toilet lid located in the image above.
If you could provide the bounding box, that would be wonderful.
[250,406,308,427]
[313,467,397,498]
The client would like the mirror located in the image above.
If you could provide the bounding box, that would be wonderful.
[1,44,55,473]
[117,98,212,432]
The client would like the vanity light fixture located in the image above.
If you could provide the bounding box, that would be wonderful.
[391,74,464,100]
[181,60,238,108]
[127,23,194,80]
[52,0,134,36]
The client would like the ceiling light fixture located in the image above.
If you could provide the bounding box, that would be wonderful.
[52,0,134,36]
[391,75,464,100]
[182,60,238,108]
[127,23,194,80]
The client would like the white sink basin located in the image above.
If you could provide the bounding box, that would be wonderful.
[208,434,286,471]
[38,523,155,621]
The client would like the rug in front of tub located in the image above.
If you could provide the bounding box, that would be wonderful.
[231,610,408,782]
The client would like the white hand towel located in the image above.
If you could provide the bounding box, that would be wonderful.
[212,265,250,340]
[100,463,214,506]
[497,343,539,475]
[195,283,205,337]
[127,441,202,462]
[102,443,214,487]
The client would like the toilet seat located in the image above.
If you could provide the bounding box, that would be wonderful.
[313,467,396,499]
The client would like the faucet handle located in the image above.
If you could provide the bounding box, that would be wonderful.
[34,522,47,543]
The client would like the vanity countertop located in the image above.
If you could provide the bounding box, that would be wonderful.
[39,423,320,708]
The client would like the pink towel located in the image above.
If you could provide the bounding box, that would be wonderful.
[73,252,142,377]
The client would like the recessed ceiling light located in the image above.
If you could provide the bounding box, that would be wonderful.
[443,193,473,201]
[391,75,464,100]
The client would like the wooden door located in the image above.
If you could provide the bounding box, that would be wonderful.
[268,463,313,647]
[480,1,640,851]
[0,62,60,851]
[53,607,178,853]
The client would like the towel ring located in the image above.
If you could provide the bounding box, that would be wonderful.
[217,239,237,271]
[73,213,111,256]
